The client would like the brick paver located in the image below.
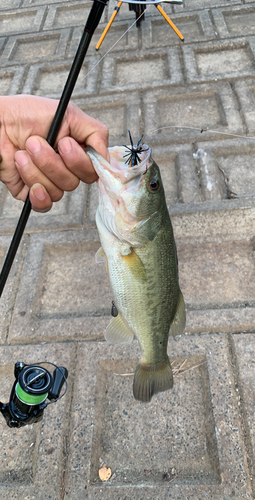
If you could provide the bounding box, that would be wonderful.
[0,0,255,498]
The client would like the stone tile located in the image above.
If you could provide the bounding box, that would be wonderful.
[22,58,99,97]
[69,22,139,57]
[65,335,252,499]
[248,80,255,107]
[183,38,255,83]
[150,143,201,205]
[143,83,243,145]
[213,145,255,199]
[100,47,183,92]
[233,333,255,496]
[0,183,86,233]
[192,142,235,203]
[73,91,140,147]
[1,30,70,65]
[173,0,241,12]
[178,239,255,310]
[0,66,25,95]
[171,204,255,244]
[23,0,70,5]
[142,10,216,49]
[194,137,255,201]
[0,0,21,9]
[172,207,255,334]
[0,235,28,345]
[212,5,255,38]
[43,1,107,30]
[0,7,45,35]
[88,183,99,226]
[0,72,12,95]
[0,38,6,57]
[234,78,255,133]
[0,342,74,500]
[8,229,112,344]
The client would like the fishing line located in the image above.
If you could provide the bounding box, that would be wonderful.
[149,125,255,141]
[83,10,145,80]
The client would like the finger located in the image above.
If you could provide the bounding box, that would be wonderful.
[14,149,64,202]
[58,137,98,184]
[30,183,53,212]
[25,136,80,191]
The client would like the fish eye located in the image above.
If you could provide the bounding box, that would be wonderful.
[147,178,160,192]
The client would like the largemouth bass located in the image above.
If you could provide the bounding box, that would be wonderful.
[87,142,185,402]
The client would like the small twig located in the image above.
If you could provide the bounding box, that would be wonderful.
[114,360,206,378]
[137,467,154,479]
[168,468,185,483]
[218,165,238,199]
[172,359,187,375]
[174,360,207,377]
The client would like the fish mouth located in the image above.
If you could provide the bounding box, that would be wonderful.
[86,144,154,246]
[86,144,152,185]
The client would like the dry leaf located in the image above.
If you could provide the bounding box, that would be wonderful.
[99,465,112,481]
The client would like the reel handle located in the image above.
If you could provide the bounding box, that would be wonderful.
[48,367,68,401]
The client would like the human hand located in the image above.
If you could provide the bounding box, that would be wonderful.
[0,94,109,212]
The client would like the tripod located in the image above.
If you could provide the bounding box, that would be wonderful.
[96,1,184,50]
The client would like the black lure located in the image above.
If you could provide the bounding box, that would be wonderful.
[111,301,118,317]
[123,130,148,168]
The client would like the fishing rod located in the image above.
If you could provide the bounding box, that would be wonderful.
[0,0,183,298]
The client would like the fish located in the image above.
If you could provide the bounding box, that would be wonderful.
[87,139,186,402]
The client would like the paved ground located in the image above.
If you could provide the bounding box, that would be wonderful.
[1,0,255,498]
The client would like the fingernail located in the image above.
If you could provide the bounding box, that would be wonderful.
[26,137,41,154]
[58,138,72,154]
[31,184,46,201]
[15,151,28,167]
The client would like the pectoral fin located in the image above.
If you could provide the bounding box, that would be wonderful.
[121,248,147,282]
[105,314,134,344]
[95,247,105,263]
[170,290,186,338]
[95,246,109,276]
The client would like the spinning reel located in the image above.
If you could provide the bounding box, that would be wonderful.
[0,362,68,428]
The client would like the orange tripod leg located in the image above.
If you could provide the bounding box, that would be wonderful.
[96,1,123,50]
[156,5,184,41]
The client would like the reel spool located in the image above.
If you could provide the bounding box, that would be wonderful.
[0,362,68,428]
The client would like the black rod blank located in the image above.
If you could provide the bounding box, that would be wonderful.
[0,0,108,298]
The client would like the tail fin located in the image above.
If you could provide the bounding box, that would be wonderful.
[133,357,173,403]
